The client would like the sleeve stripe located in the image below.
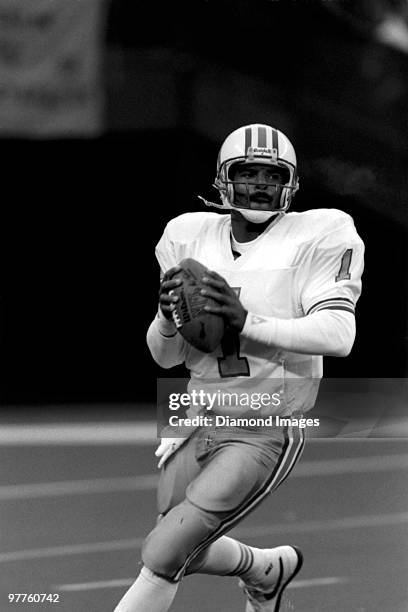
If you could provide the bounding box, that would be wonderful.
[314,305,356,315]
[306,297,354,315]
[159,330,178,338]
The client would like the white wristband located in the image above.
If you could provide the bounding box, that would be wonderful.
[157,308,177,337]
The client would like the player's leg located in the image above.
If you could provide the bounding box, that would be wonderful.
[142,423,303,585]
[113,567,178,612]
[115,425,304,612]
[183,423,305,591]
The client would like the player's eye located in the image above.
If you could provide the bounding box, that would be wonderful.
[265,174,282,183]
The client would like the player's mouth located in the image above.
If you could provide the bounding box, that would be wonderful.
[249,193,274,208]
[251,191,273,200]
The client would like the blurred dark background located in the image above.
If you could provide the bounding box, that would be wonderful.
[2,0,408,407]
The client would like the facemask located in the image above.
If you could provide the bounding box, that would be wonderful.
[238,208,279,224]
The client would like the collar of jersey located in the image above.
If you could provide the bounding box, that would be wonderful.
[229,211,285,246]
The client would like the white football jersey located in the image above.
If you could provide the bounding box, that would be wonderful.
[155,209,364,416]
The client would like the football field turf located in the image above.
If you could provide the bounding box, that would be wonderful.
[0,410,407,612]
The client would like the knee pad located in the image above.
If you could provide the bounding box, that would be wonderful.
[141,528,186,582]
[142,499,222,581]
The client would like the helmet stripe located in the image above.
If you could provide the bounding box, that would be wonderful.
[257,125,267,147]
[271,127,279,155]
[244,126,252,153]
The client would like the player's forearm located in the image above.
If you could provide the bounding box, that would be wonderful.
[241,309,356,357]
[146,311,187,368]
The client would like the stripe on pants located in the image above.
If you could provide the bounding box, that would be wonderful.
[174,425,305,581]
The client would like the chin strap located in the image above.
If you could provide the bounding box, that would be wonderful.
[197,195,227,209]
[197,195,287,216]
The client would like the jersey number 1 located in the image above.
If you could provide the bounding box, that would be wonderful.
[335,249,353,282]
[217,287,250,378]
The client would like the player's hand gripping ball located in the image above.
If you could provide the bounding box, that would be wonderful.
[169,258,225,353]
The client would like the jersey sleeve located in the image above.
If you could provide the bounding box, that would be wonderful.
[155,213,209,273]
[301,215,365,316]
[155,222,178,273]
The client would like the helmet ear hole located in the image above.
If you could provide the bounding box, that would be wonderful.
[228,162,242,181]
[275,167,290,184]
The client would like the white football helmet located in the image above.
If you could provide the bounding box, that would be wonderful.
[199,124,299,215]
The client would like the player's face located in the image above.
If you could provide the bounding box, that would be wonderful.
[230,163,285,210]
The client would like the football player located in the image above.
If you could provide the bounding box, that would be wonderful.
[114,124,364,612]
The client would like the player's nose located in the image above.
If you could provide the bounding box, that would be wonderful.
[255,172,268,188]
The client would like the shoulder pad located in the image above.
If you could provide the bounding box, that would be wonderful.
[291,208,355,234]
[165,212,222,243]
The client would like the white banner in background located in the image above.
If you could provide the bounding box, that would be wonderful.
[0,0,106,136]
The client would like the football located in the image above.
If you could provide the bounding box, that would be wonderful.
[170,258,225,353]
